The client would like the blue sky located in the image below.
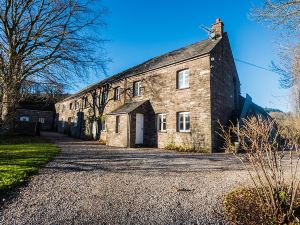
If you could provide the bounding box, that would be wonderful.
[80,0,291,112]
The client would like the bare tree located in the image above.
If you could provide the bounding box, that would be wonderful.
[251,0,300,112]
[0,0,107,131]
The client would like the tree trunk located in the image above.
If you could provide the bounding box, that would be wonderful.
[1,84,18,133]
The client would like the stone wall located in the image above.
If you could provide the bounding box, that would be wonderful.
[16,109,54,131]
[55,35,240,152]
[106,114,128,147]
[210,33,241,151]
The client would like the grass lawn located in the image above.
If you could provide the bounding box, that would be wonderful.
[0,135,60,195]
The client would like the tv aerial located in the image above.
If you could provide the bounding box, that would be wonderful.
[199,25,216,40]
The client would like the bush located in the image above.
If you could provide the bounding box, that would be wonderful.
[164,143,210,153]
[224,187,300,225]
[219,116,300,224]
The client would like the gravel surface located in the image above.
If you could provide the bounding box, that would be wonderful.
[0,132,250,225]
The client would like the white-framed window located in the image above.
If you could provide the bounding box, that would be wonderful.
[115,115,120,133]
[62,105,66,113]
[177,69,190,89]
[157,114,166,132]
[74,116,78,127]
[177,112,190,132]
[100,119,106,131]
[38,117,45,124]
[114,87,120,101]
[101,85,109,105]
[75,101,80,110]
[20,116,30,122]
[84,97,89,108]
[133,81,141,97]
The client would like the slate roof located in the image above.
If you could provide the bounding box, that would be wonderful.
[62,37,221,102]
[108,100,149,115]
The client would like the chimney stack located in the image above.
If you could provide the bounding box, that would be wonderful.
[211,18,224,38]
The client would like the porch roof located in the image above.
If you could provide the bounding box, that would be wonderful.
[108,100,148,115]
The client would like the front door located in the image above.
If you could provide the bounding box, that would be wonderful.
[135,113,144,144]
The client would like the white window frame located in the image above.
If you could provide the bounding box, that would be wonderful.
[157,114,167,132]
[38,117,45,124]
[20,116,30,122]
[100,119,106,131]
[133,81,141,97]
[177,69,190,89]
[75,101,80,110]
[114,87,120,101]
[178,112,190,132]
[74,116,78,127]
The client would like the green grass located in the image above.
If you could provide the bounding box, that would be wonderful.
[0,135,60,193]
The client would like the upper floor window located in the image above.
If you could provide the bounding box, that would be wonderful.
[62,105,66,113]
[177,69,190,89]
[157,114,166,132]
[177,112,190,132]
[133,81,141,97]
[114,87,120,101]
[75,101,80,110]
[84,97,88,108]
[69,102,73,110]
[101,85,109,105]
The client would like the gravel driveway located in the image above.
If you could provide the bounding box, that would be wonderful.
[0,132,250,225]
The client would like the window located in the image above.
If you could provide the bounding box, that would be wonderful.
[157,114,167,132]
[177,69,190,89]
[114,87,120,101]
[177,112,190,132]
[101,85,109,105]
[69,102,73,110]
[100,119,106,131]
[84,97,88,108]
[61,105,66,113]
[74,116,78,127]
[75,101,80,110]
[38,118,45,124]
[20,116,29,122]
[133,81,141,97]
[115,116,120,133]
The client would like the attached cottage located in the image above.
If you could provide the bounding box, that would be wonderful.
[55,18,263,152]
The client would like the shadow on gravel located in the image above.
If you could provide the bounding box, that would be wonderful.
[41,132,243,174]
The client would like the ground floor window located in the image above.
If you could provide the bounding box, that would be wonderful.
[115,116,120,133]
[20,116,30,122]
[101,119,106,131]
[177,112,190,132]
[157,114,166,132]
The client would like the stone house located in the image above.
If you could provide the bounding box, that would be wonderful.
[55,18,257,152]
[16,99,56,131]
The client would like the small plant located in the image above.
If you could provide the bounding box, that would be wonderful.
[219,116,300,224]
[99,139,106,145]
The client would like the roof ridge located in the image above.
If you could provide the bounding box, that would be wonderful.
[61,37,220,102]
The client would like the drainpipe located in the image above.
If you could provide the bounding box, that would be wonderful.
[127,113,131,148]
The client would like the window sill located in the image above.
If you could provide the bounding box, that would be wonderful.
[178,130,191,133]
[176,87,190,91]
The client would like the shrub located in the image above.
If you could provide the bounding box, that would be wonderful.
[219,116,300,224]
[164,143,210,153]
[224,187,300,224]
